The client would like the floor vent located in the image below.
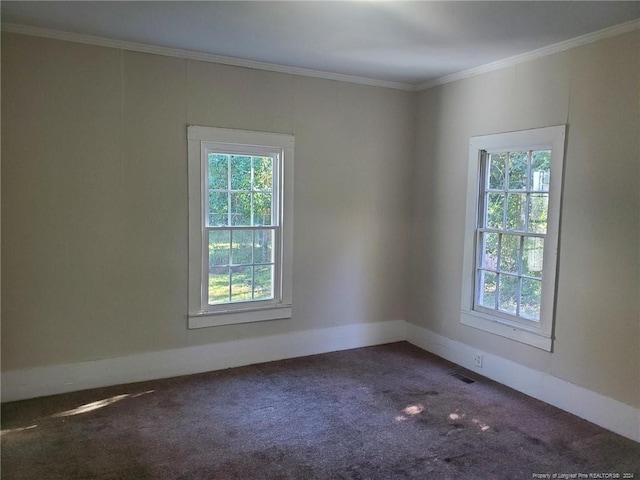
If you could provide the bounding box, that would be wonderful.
[449,372,475,384]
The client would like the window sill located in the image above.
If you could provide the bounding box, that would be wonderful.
[188,304,292,329]
[460,309,552,351]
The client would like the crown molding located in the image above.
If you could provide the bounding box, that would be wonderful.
[0,23,416,92]
[3,18,638,93]
[416,17,640,91]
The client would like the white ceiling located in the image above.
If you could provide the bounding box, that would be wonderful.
[2,1,639,88]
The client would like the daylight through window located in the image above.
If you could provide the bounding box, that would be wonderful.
[206,151,277,305]
[188,126,293,329]
[460,126,565,351]
[475,149,550,321]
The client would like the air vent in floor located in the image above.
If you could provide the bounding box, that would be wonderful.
[449,372,475,384]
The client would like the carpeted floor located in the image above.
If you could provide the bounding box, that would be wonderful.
[2,342,639,479]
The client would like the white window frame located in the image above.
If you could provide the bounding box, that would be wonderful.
[460,125,566,351]
[187,126,293,329]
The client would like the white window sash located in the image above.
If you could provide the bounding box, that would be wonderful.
[473,150,547,324]
[460,125,566,351]
[187,126,294,328]
[200,145,282,312]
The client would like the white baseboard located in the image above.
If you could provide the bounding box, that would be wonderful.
[3,319,638,444]
[1,320,406,403]
[406,323,640,443]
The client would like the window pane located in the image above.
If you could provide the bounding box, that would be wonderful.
[254,229,274,264]
[508,151,528,190]
[500,234,520,274]
[208,154,228,190]
[528,194,548,234]
[253,193,272,226]
[208,191,228,226]
[481,232,499,270]
[253,156,273,191]
[231,266,252,302]
[506,193,526,231]
[230,192,251,226]
[523,237,544,278]
[498,274,518,315]
[253,265,274,300]
[209,230,230,267]
[208,266,230,304]
[531,150,551,192]
[488,153,506,190]
[231,230,253,265]
[230,155,252,190]
[477,270,496,309]
[486,193,504,229]
[520,278,541,321]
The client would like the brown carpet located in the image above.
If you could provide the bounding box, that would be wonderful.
[2,342,639,479]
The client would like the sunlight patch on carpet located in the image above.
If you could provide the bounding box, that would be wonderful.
[0,424,38,436]
[402,404,425,416]
[52,390,154,418]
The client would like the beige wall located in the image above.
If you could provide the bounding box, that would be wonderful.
[2,29,639,411]
[1,33,414,370]
[410,31,640,408]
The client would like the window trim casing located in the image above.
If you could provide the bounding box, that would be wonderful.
[187,126,293,329]
[460,125,566,351]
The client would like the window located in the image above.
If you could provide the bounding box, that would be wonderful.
[188,126,293,329]
[460,126,565,351]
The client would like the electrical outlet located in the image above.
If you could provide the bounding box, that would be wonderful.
[474,353,483,368]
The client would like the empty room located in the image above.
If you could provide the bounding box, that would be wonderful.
[1,2,639,478]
